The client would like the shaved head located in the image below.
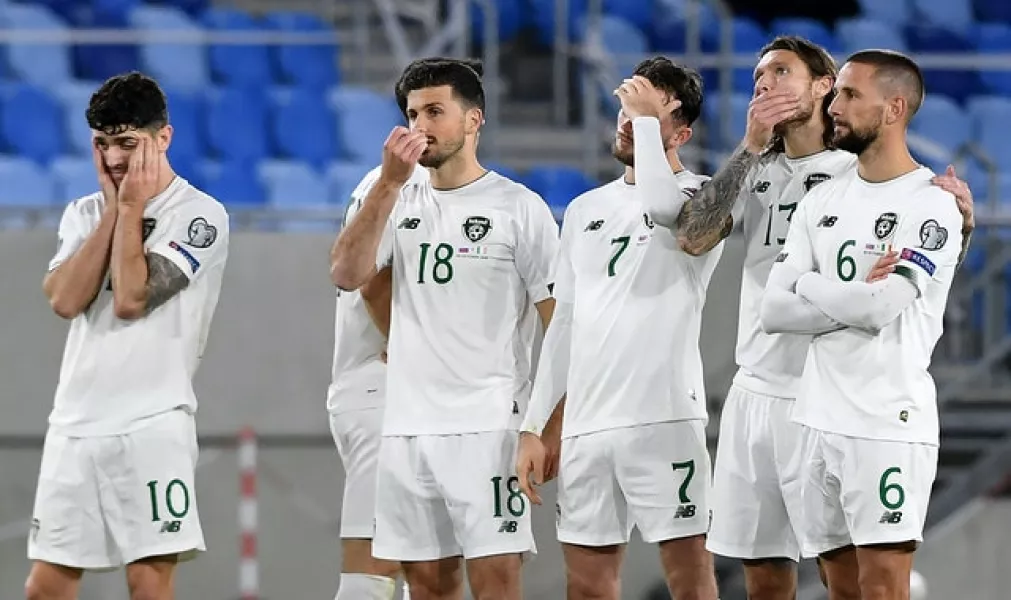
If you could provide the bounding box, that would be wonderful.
[844,50,925,122]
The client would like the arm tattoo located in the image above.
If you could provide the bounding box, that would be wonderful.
[676,145,760,243]
[145,253,190,312]
[957,229,973,269]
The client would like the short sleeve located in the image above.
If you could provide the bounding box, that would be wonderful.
[550,205,577,304]
[775,192,817,274]
[148,199,229,281]
[515,194,561,304]
[892,193,963,297]
[48,200,90,272]
[376,216,395,271]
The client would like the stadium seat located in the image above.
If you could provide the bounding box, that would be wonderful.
[485,161,521,182]
[262,10,339,89]
[203,8,272,88]
[975,0,1011,24]
[0,155,58,206]
[836,18,908,54]
[327,86,402,164]
[92,0,143,21]
[128,5,209,92]
[69,3,141,82]
[701,17,767,94]
[0,3,73,90]
[160,0,210,18]
[974,23,1011,96]
[649,0,719,53]
[50,155,96,201]
[911,0,974,35]
[470,0,523,46]
[326,161,373,206]
[584,15,649,112]
[55,80,101,156]
[967,96,1011,169]
[768,18,843,54]
[201,160,266,205]
[0,84,66,164]
[162,88,204,163]
[205,86,269,162]
[910,94,971,167]
[270,88,339,169]
[703,92,750,150]
[258,159,329,207]
[905,25,980,102]
[855,0,912,28]
[522,165,597,211]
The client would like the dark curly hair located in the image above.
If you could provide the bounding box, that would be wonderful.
[632,56,704,127]
[394,57,485,117]
[85,72,168,135]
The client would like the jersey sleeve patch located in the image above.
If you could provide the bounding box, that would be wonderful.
[900,248,936,276]
[918,219,948,250]
[185,217,218,248]
[168,241,201,274]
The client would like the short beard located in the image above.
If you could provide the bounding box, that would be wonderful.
[833,121,880,156]
[773,101,816,137]
[419,137,465,169]
[612,142,633,167]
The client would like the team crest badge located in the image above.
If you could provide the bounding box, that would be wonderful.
[804,173,832,192]
[462,216,492,242]
[873,212,898,240]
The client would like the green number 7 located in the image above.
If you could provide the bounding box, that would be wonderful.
[608,236,630,277]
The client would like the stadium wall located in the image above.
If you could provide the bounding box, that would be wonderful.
[0,230,745,599]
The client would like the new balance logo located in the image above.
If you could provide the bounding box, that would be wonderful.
[673,504,697,519]
[584,219,604,232]
[817,215,838,228]
[398,217,421,229]
[159,520,182,533]
[498,520,518,533]
[879,511,903,524]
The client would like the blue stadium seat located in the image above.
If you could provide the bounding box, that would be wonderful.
[649,0,719,53]
[33,0,80,23]
[203,8,272,88]
[92,0,142,21]
[910,94,971,167]
[856,0,911,28]
[0,155,57,206]
[471,0,523,46]
[326,161,373,205]
[69,3,141,82]
[967,96,1011,169]
[258,159,329,207]
[584,15,649,112]
[701,17,767,94]
[0,4,72,90]
[0,84,66,164]
[157,0,209,18]
[911,0,974,35]
[974,23,1011,96]
[522,165,597,211]
[55,80,101,156]
[171,154,203,189]
[50,155,97,201]
[201,160,265,205]
[262,10,339,89]
[163,89,204,163]
[270,88,339,169]
[327,86,402,164]
[905,25,980,102]
[485,161,521,182]
[975,0,1011,24]
[768,18,843,54]
[128,5,209,92]
[605,0,651,32]
[836,18,908,55]
[703,92,750,150]
[205,86,269,162]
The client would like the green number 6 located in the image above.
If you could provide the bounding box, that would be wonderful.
[878,467,905,510]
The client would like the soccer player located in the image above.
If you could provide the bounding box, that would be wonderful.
[326,164,427,600]
[27,72,228,600]
[670,37,974,600]
[329,59,561,600]
[760,50,962,600]
[515,57,727,600]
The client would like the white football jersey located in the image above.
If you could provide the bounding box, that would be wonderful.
[326,165,429,415]
[733,149,857,398]
[555,171,719,439]
[782,166,961,445]
[48,177,229,436]
[378,171,559,435]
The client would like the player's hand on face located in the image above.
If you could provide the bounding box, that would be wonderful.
[866,250,899,283]
[516,432,547,505]
[744,89,800,153]
[379,126,427,187]
[117,136,161,207]
[92,145,119,210]
[931,165,974,233]
[614,76,680,121]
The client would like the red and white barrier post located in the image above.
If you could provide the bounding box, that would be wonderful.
[239,427,258,600]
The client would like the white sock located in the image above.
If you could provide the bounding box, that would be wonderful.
[402,579,411,600]
[335,573,397,600]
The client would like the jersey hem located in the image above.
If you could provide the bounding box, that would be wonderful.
[561,416,708,440]
[46,406,193,438]
[793,421,939,447]
[732,370,799,399]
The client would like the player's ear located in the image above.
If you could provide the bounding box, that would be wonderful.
[675,126,693,148]
[885,96,905,126]
[155,124,173,154]
[812,75,833,101]
[465,106,484,135]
